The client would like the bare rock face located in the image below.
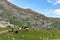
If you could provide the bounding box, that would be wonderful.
[0,0,60,29]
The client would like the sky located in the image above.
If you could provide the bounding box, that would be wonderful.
[8,0,60,18]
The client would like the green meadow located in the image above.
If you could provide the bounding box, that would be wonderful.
[0,29,60,40]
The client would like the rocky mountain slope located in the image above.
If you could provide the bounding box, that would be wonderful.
[0,0,60,30]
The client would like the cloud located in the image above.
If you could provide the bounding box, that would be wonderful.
[44,9,60,18]
[44,9,53,14]
[53,9,60,15]
[7,0,10,1]
[48,0,53,3]
[48,0,60,5]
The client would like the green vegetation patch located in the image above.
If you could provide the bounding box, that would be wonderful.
[0,27,8,31]
[0,30,60,40]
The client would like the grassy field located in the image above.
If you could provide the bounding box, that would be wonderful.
[0,29,60,40]
[0,27,8,31]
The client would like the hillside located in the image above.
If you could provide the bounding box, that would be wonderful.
[0,0,60,30]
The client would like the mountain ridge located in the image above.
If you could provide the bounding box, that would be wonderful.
[0,0,60,30]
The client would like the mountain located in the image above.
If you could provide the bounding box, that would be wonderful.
[0,0,60,30]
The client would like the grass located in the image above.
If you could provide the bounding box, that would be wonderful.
[0,27,8,31]
[0,29,60,40]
